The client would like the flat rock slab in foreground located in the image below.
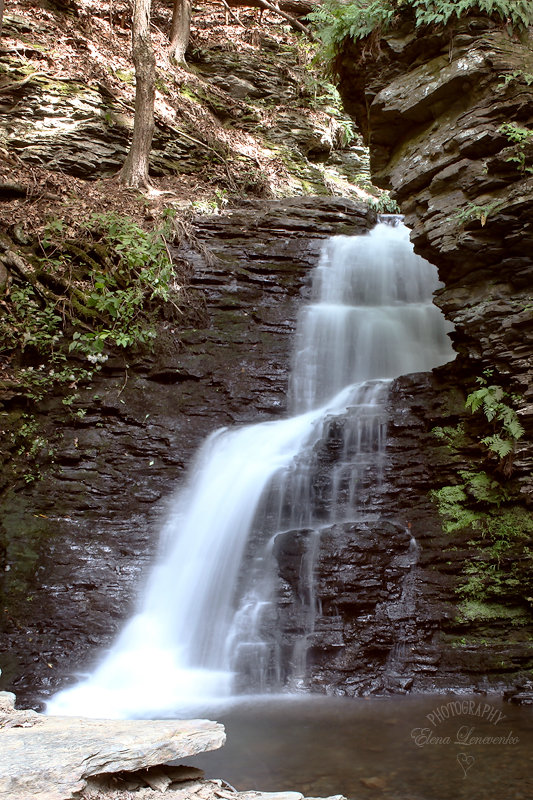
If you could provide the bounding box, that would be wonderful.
[0,692,225,800]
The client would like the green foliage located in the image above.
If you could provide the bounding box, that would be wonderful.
[498,122,533,174]
[431,372,531,609]
[65,212,178,357]
[433,486,533,604]
[433,371,524,468]
[432,422,469,450]
[7,413,54,483]
[308,1,533,68]
[408,0,533,28]
[430,483,484,532]
[369,194,401,213]
[465,370,524,462]
[307,1,397,65]
[499,122,533,145]
[455,201,501,227]
[459,469,509,506]
[430,470,509,532]
[498,70,533,88]
[457,599,529,623]
[41,217,65,246]
[1,212,182,400]
[0,285,93,401]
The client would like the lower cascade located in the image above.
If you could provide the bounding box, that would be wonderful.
[47,220,455,718]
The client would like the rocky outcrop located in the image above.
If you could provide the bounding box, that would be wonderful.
[0,11,370,197]
[335,16,533,490]
[2,6,532,707]
[0,691,225,800]
[0,691,347,800]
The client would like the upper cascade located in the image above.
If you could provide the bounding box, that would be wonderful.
[290,222,455,412]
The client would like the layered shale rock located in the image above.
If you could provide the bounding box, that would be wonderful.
[323,14,533,692]
[2,9,533,707]
[335,16,533,481]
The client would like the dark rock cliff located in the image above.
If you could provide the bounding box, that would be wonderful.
[321,15,533,694]
[335,16,532,469]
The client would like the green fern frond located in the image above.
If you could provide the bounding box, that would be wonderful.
[308,1,533,66]
[481,435,514,459]
[459,470,509,505]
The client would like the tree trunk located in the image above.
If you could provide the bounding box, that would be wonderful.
[117,0,156,189]
[169,0,191,64]
[0,0,5,40]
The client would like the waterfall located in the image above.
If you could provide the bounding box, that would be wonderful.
[47,220,454,719]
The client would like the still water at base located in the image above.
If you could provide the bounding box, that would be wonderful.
[183,695,532,800]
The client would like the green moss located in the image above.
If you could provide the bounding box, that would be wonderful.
[458,600,530,624]
[114,69,135,85]
[0,491,54,615]
[180,86,202,104]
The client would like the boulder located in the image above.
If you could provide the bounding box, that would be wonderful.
[0,692,225,800]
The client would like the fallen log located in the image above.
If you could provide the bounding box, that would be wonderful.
[223,0,316,38]
[225,0,315,17]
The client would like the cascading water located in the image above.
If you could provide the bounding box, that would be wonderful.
[47,219,454,719]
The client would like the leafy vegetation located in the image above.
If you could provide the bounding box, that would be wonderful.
[498,122,533,174]
[0,211,188,402]
[499,70,533,88]
[7,413,54,484]
[0,211,199,488]
[455,201,502,227]
[465,370,524,463]
[431,371,531,608]
[68,211,180,355]
[308,1,533,67]
[369,194,401,213]
[0,283,94,402]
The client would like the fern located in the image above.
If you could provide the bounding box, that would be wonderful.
[308,0,533,65]
[411,0,533,28]
[459,470,508,506]
[480,434,514,459]
[307,1,398,65]
[497,405,525,440]
[465,375,524,464]
[430,484,484,532]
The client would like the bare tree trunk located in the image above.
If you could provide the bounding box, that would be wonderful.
[117,0,155,189]
[0,0,5,40]
[169,0,191,64]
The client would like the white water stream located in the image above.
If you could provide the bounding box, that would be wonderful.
[47,220,454,718]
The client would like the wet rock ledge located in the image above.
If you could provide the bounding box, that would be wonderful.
[0,692,344,800]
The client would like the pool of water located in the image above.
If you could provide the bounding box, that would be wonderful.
[181,694,533,800]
